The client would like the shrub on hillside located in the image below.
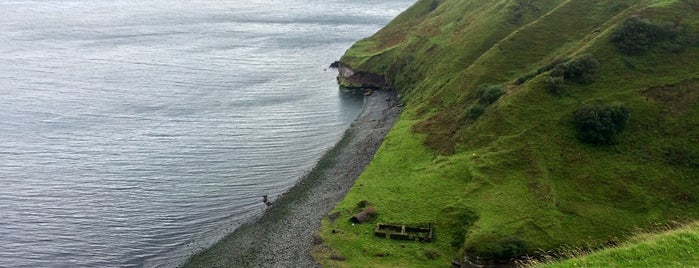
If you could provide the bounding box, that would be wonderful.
[550,64,565,77]
[544,75,566,94]
[611,16,677,55]
[429,0,439,11]
[466,85,504,121]
[468,104,486,119]
[560,54,599,84]
[542,55,598,95]
[573,103,630,145]
[477,85,505,104]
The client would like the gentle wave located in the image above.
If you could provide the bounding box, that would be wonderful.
[0,0,414,267]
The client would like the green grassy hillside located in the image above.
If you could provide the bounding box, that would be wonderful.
[316,0,699,266]
[535,221,699,267]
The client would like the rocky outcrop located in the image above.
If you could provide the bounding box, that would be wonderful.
[337,64,388,90]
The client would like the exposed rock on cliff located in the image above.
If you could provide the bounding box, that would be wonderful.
[337,64,388,90]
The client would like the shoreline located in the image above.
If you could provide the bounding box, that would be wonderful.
[184,89,402,267]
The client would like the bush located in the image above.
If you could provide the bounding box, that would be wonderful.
[544,75,566,94]
[544,54,599,94]
[549,64,565,77]
[562,54,599,84]
[611,16,677,55]
[478,85,505,104]
[573,103,630,145]
[429,0,439,11]
[467,85,504,120]
[543,55,598,94]
[468,104,486,119]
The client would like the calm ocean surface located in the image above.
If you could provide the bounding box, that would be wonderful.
[0,0,413,266]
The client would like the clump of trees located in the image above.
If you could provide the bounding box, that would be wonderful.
[559,54,600,84]
[611,16,680,55]
[544,54,599,94]
[573,103,630,145]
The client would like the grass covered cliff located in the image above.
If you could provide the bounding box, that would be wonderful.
[537,222,699,267]
[316,0,699,266]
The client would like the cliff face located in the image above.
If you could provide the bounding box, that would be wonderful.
[323,0,699,266]
[337,64,388,89]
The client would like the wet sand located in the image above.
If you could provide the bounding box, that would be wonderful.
[184,90,402,267]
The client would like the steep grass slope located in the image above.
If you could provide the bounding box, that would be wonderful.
[535,221,699,267]
[317,0,699,266]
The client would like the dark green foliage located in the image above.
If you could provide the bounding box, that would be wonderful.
[477,85,506,104]
[573,103,630,145]
[550,64,565,77]
[611,16,677,55]
[477,236,528,259]
[468,104,486,119]
[544,75,566,94]
[561,54,599,84]
[543,55,597,95]
[467,85,504,119]
[429,0,439,11]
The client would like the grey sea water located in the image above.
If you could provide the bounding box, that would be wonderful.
[0,0,414,267]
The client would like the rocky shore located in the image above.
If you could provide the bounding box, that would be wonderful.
[184,89,402,267]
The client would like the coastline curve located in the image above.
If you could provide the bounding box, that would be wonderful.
[184,89,402,267]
